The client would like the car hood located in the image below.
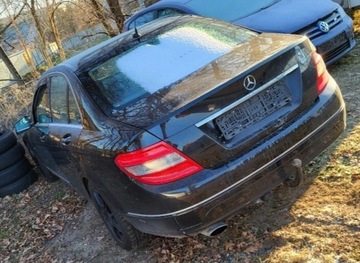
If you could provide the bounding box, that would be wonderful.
[235,0,339,33]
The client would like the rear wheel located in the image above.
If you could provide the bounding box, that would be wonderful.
[88,184,147,250]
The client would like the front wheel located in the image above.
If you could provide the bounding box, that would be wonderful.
[88,184,147,250]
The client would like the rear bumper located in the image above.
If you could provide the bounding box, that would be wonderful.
[125,77,346,237]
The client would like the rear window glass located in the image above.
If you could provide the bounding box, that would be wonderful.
[86,20,254,109]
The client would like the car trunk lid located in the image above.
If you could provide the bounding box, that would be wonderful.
[112,33,318,144]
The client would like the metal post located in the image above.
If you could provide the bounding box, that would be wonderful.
[0,45,25,86]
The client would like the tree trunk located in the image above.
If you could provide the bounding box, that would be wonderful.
[30,0,53,68]
[89,0,118,37]
[47,1,66,61]
[106,0,124,32]
[1,0,37,75]
[49,15,66,61]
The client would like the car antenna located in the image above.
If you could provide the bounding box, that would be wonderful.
[133,27,141,39]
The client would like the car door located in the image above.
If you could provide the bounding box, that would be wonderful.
[28,73,82,184]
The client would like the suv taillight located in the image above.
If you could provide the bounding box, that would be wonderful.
[115,141,203,185]
[312,52,330,94]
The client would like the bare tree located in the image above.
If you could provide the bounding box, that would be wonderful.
[2,0,38,75]
[25,0,53,68]
[45,0,66,61]
[0,1,26,84]
[106,0,124,32]
[88,0,118,37]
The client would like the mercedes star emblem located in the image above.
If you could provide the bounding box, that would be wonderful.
[243,75,257,91]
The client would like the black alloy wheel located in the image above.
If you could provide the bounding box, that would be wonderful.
[89,185,146,250]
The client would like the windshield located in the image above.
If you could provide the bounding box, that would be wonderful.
[186,0,281,21]
[85,19,254,110]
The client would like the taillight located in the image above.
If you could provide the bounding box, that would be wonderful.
[312,52,330,94]
[114,141,203,185]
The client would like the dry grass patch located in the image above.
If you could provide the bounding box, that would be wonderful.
[267,124,360,263]
[353,9,360,33]
[0,85,35,130]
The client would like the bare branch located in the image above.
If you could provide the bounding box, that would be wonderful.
[0,4,26,36]
[81,31,109,39]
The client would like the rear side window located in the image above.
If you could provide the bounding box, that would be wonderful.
[87,20,254,110]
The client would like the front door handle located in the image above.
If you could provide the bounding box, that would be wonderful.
[61,133,72,146]
[39,133,46,142]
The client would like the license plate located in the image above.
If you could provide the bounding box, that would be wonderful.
[215,80,291,140]
[317,32,348,54]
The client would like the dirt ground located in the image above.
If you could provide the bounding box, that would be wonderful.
[1,32,360,263]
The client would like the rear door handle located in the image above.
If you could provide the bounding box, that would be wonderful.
[61,133,72,146]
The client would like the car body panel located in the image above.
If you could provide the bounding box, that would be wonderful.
[110,33,310,131]
[235,0,338,33]
[18,16,346,238]
[122,77,346,236]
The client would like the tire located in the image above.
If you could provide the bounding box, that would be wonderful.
[89,184,147,250]
[0,157,32,188]
[0,143,25,171]
[0,129,17,155]
[0,169,38,198]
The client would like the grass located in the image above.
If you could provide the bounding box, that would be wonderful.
[353,9,360,33]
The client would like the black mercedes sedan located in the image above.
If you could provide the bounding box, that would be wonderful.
[15,15,346,250]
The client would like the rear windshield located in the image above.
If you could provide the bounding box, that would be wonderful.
[83,19,255,111]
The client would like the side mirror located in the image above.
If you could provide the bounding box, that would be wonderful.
[14,116,32,134]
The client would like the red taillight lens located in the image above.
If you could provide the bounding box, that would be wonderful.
[114,142,203,185]
[312,52,330,95]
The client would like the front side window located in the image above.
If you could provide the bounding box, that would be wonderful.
[51,76,69,123]
[35,75,81,125]
[36,84,52,124]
